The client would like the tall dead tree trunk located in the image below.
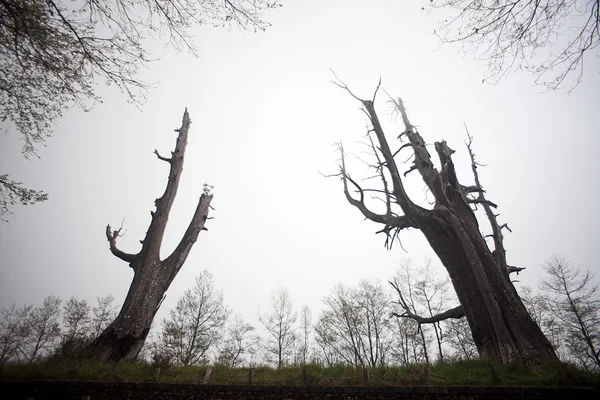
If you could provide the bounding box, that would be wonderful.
[88,109,213,362]
[332,78,558,366]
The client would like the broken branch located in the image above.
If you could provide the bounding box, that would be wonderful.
[105,224,138,264]
[508,266,526,275]
[154,149,172,163]
[390,279,465,324]
[339,143,416,230]
[468,198,498,208]
[465,129,511,273]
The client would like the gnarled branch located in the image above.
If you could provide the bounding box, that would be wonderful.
[465,129,510,273]
[154,149,172,163]
[468,198,498,208]
[390,279,464,324]
[508,266,526,275]
[338,142,416,231]
[332,73,420,217]
[384,94,449,208]
[105,224,138,265]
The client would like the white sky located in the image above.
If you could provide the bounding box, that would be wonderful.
[1,0,599,339]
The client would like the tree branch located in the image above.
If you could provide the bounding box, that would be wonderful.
[338,143,416,230]
[154,149,172,163]
[141,109,192,262]
[331,74,420,217]
[390,279,464,324]
[468,198,498,208]
[465,129,512,273]
[105,224,138,264]
[367,132,392,216]
[508,266,526,275]
[384,93,449,207]
[164,193,213,277]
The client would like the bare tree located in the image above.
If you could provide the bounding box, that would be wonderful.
[87,110,213,361]
[331,76,557,366]
[390,261,433,366]
[22,295,61,361]
[62,296,91,344]
[260,287,297,368]
[357,280,391,367]
[0,0,279,218]
[314,280,391,368]
[388,317,425,365]
[444,318,478,361]
[412,259,452,362]
[54,296,92,357]
[541,255,600,371]
[156,270,229,366]
[315,284,364,367]
[313,316,344,366]
[296,305,312,365]
[429,0,599,90]
[217,315,260,368]
[0,304,32,364]
[91,295,117,338]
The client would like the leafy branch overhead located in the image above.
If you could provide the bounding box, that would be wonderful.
[430,0,599,90]
[0,0,279,219]
[0,0,281,157]
[0,175,48,221]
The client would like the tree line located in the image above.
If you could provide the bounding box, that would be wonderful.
[2,256,598,372]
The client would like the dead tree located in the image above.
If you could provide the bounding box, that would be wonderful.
[88,109,213,362]
[331,77,557,366]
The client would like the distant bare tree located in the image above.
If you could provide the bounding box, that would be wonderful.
[357,280,391,367]
[217,315,260,368]
[58,295,119,357]
[296,305,312,365]
[158,270,229,366]
[390,261,433,365]
[445,318,477,361]
[389,317,424,365]
[541,255,600,371]
[88,110,213,361]
[91,295,117,338]
[315,280,391,368]
[62,296,91,343]
[429,0,599,90]
[23,296,61,361]
[315,284,364,367]
[260,287,297,368]
[412,259,452,362]
[314,316,344,366]
[0,304,32,364]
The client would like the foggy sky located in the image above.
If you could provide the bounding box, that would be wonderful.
[1,0,599,339]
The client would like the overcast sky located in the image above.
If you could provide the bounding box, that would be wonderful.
[1,0,599,339]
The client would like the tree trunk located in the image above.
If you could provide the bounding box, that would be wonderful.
[88,110,213,361]
[332,79,558,366]
[415,207,555,364]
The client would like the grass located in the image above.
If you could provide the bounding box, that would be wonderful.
[0,358,599,388]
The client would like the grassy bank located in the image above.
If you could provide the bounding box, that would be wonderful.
[1,359,598,387]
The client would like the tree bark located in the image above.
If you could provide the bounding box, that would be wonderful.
[88,109,213,361]
[333,79,558,366]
